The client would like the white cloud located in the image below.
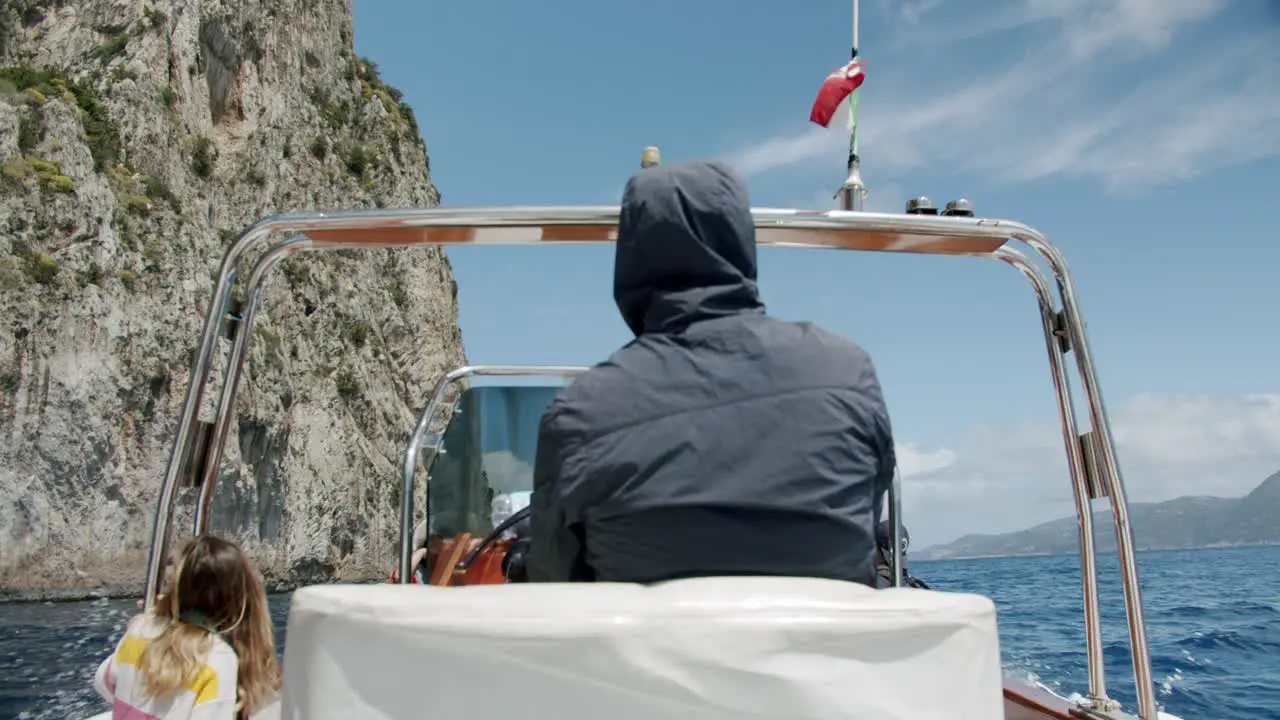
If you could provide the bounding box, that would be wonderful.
[896,0,945,26]
[901,393,1280,548]
[897,442,958,477]
[890,0,1227,55]
[729,119,840,179]
[723,0,1280,193]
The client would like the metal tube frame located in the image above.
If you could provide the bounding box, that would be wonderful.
[140,206,1156,720]
[887,470,904,587]
[192,237,311,531]
[397,364,587,584]
[996,246,1112,709]
[1014,234,1156,719]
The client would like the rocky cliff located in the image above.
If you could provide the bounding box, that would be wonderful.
[0,0,466,594]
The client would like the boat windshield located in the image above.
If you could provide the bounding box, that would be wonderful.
[425,384,564,538]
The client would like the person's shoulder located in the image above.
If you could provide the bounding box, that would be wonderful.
[755,317,888,395]
[537,343,654,438]
[206,634,240,672]
[543,347,642,414]
[125,612,168,638]
[209,633,237,656]
[761,317,874,362]
[187,635,240,705]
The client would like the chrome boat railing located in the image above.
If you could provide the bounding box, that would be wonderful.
[143,205,1157,719]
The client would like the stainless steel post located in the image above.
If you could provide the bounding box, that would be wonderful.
[1013,233,1157,720]
[996,247,1110,706]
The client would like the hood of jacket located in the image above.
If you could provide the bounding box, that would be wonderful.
[613,160,764,336]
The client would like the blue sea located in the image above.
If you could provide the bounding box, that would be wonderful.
[2,545,1277,719]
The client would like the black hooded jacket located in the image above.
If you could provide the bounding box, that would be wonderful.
[526,160,896,585]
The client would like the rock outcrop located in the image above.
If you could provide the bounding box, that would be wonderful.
[0,0,466,593]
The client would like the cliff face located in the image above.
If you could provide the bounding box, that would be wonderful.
[0,0,466,592]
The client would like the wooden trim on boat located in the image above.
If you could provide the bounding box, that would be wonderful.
[1003,678,1079,719]
[431,532,473,586]
[304,220,1010,256]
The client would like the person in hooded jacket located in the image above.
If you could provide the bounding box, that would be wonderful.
[525,159,897,586]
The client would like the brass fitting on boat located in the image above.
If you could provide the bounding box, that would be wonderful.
[641,146,661,168]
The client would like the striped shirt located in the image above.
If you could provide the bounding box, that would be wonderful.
[94,614,239,720]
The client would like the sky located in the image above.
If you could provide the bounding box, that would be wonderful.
[351,0,1280,548]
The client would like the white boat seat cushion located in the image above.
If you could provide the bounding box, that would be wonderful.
[280,577,1004,720]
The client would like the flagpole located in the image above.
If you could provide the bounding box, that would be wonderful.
[837,0,866,211]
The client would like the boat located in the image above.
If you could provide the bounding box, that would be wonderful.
[77,0,1189,716]
[74,138,1186,720]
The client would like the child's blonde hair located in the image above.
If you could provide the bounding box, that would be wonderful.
[137,535,280,719]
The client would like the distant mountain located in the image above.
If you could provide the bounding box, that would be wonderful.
[916,471,1280,560]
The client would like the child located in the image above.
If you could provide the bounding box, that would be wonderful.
[94,535,281,720]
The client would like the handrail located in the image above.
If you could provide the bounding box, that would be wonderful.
[140,205,1156,720]
[888,469,904,587]
[192,237,310,532]
[996,246,1110,708]
[1010,232,1156,718]
[397,365,587,584]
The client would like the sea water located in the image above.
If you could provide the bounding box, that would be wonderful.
[2,545,1276,719]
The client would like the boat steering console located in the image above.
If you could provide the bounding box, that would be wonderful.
[457,505,533,582]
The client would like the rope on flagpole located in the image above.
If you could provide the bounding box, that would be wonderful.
[849,0,860,166]
[838,0,866,211]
